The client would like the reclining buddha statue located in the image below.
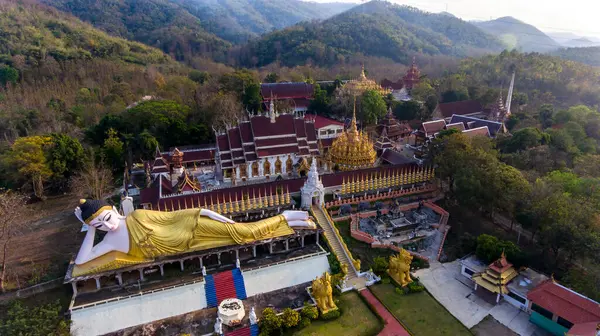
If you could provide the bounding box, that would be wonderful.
[72,199,315,276]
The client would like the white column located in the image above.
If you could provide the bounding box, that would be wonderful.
[474,283,478,290]
[496,293,501,303]
[95,278,101,290]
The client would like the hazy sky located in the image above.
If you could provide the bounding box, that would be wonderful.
[308,0,600,38]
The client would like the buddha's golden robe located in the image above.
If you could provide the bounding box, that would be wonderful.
[72,209,294,277]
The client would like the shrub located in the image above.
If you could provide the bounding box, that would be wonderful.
[301,305,319,320]
[358,201,370,212]
[327,253,342,274]
[382,277,391,284]
[281,308,300,328]
[298,317,311,329]
[394,287,405,295]
[320,310,341,320]
[411,257,430,270]
[372,256,389,275]
[340,204,352,215]
[259,308,282,335]
[408,281,425,293]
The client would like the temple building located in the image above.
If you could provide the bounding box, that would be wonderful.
[472,252,518,303]
[326,104,377,171]
[338,65,390,97]
[432,100,486,122]
[375,108,413,142]
[381,57,421,101]
[150,145,217,178]
[261,82,314,113]
[215,102,319,182]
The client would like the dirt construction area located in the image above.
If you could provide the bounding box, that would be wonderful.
[2,195,84,291]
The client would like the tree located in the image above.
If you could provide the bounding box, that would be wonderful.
[242,83,262,112]
[441,88,469,103]
[264,72,279,83]
[0,191,29,292]
[502,127,546,153]
[360,90,386,124]
[188,70,209,84]
[281,308,300,328]
[392,100,422,121]
[70,154,114,200]
[538,104,554,129]
[0,65,19,86]
[5,136,53,198]
[372,256,389,275]
[102,128,124,174]
[0,300,70,335]
[46,134,84,189]
[309,84,330,115]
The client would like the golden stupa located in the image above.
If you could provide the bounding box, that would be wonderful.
[328,102,377,171]
[341,65,390,97]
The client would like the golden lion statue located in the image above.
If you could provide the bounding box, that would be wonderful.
[388,249,413,287]
[312,272,337,313]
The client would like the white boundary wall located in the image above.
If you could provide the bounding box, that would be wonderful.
[70,281,207,336]
[70,254,329,336]
[244,253,329,297]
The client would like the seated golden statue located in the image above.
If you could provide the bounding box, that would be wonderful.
[388,249,413,287]
[72,199,315,276]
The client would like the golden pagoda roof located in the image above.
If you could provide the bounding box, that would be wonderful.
[341,65,390,96]
[472,253,518,294]
[328,101,377,171]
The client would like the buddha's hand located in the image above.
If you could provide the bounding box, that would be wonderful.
[200,209,235,223]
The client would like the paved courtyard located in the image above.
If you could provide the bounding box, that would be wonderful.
[413,261,551,336]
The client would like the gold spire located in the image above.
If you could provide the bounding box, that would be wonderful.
[359,63,367,80]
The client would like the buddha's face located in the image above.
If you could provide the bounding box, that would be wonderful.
[89,208,120,232]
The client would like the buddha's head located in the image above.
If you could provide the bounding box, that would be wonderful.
[76,199,120,231]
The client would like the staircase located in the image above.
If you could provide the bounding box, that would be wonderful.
[311,206,361,286]
[205,268,248,307]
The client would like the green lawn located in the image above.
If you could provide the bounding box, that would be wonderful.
[288,291,382,336]
[371,283,472,336]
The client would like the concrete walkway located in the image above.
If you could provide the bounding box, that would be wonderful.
[413,261,550,336]
[359,288,410,336]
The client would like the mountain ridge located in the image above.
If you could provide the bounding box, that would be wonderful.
[473,16,560,52]
[235,1,503,67]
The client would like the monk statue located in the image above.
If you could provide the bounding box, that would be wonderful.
[72,199,315,276]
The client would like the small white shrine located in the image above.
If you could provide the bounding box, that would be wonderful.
[301,159,325,209]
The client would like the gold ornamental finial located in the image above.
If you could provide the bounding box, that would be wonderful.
[359,63,366,80]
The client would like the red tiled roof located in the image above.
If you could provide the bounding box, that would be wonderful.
[256,145,299,158]
[488,254,513,273]
[305,123,317,142]
[568,321,600,336]
[436,100,483,119]
[380,149,413,165]
[320,138,334,148]
[295,118,307,138]
[446,122,466,131]
[239,122,254,143]
[381,79,404,91]
[250,115,296,138]
[305,115,344,129]
[321,163,417,187]
[255,137,298,148]
[528,280,600,324]
[217,135,229,152]
[422,120,446,135]
[462,126,490,138]
[294,98,312,109]
[261,83,314,100]
[228,128,243,149]
[245,153,257,161]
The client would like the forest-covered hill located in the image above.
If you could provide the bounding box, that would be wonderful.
[0,0,188,138]
[473,16,560,52]
[41,0,232,63]
[175,0,356,43]
[552,46,600,67]
[234,1,503,67]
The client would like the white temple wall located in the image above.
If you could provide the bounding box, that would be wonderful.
[244,253,329,297]
[70,281,207,336]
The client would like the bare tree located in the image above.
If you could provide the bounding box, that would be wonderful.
[0,190,29,292]
[70,158,114,200]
